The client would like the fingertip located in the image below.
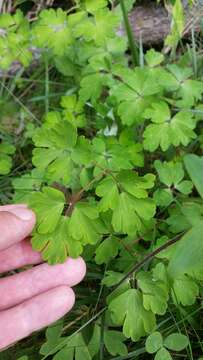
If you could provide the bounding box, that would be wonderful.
[8,207,36,224]
[0,209,36,250]
[64,257,87,286]
[60,286,75,311]
[0,204,36,225]
[0,204,28,212]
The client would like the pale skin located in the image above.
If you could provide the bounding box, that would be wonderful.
[0,204,86,351]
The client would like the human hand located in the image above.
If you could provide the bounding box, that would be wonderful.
[0,204,86,350]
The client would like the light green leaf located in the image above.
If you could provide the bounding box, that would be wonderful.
[172,274,199,306]
[46,155,73,185]
[95,236,120,264]
[96,176,119,212]
[144,107,196,152]
[144,101,170,124]
[154,160,192,196]
[32,114,77,185]
[40,320,64,355]
[164,333,189,351]
[0,154,13,175]
[184,154,203,198]
[71,137,92,166]
[0,142,15,155]
[102,271,124,287]
[155,347,172,360]
[75,8,119,46]
[153,189,173,207]
[112,192,155,235]
[0,142,15,175]
[154,160,184,187]
[117,98,148,126]
[33,115,77,150]
[54,348,74,359]
[33,148,72,185]
[79,73,107,103]
[33,9,72,55]
[29,187,65,234]
[109,289,156,341]
[143,122,171,152]
[33,148,61,170]
[155,67,179,91]
[32,217,83,264]
[145,49,164,67]
[168,221,203,279]
[177,79,203,108]
[111,67,161,125]
[79,168,93,188]
[167,65,192,83]
[85,0,107,13]
[69,202,105,244]
[137,272,169,315]
[166,200,203,234]
[86,324,101,358]
[12,169,44,203]
[61,95,86,128]
[176,180,193,195]
[92,137,134,174]
[112,192,138,234]
[104,330,127,356]
[166,65,203,107]
[54,331,99,360]
[0,12,14,28]
[117,170,155,198]
[165,0,184,48]
[145,332,163,354]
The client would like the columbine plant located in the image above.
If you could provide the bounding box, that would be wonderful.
[1,0,203,358]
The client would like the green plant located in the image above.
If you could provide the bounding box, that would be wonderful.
[145,331,189,359]
[1,0,203,359]
[165,0,185,53]
[0,142,15,175]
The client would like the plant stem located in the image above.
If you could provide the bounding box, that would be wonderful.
[65,169,106,216]
[119,0,139,66]
[100,312,105,360]
[113,233,184,290]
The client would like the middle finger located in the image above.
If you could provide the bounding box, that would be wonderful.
[0,239,42,274]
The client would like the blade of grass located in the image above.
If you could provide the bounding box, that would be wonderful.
[45,58,49,114]
[28,92,64,102]
[41,307,107,359]
[111,347,146,359]
[119,0,139,66]
[139,34,144,68]
[191,24,197,77]
[167,303,193,360]
[0,74,64,85]
[5,68,24,100]
[99,311,105,360]
[0,80,40,124]
[161,305,203,335]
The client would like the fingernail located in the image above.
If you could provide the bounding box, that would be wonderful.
[10,208,34,221]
